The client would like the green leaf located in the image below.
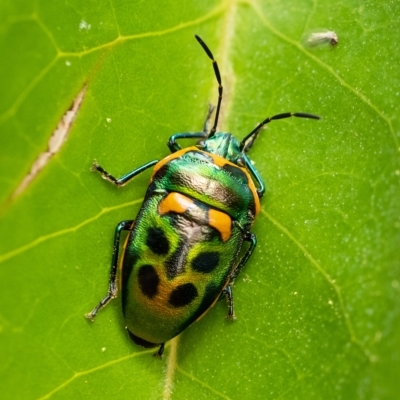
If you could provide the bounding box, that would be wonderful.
[1,0,399,399]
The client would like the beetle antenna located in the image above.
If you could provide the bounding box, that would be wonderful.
[240,112,320,151]
[195,35,223,138]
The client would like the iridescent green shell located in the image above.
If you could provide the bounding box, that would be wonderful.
[121,147,259,345]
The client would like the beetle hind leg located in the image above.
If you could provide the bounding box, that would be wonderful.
[154,343,165,359]
[85,220,134,320]
[222,285,236,320]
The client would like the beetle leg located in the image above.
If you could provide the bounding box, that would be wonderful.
[222,285,236,320]
[243,153,266,198]
[229,231,257,282]
[154,343,165,358]
[167,104,214,152]
[218,232,257,320]
[85,220,134,319]
[168,132,207,153]
[91,159,159,187]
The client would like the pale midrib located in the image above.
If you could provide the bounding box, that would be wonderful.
[162,1,239,399]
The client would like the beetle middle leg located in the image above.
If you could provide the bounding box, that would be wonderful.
[86,159,162,319]
[85,220,134,319]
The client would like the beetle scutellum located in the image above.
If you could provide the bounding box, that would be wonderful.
[85,35,320,357]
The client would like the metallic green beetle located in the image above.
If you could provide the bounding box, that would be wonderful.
[85,35,319,357]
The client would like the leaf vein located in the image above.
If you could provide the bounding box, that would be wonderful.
[247,0,398,151]
[0,199,142,264]
[262,210,371,361]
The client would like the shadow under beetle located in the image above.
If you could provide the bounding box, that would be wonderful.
[85,35,319,357]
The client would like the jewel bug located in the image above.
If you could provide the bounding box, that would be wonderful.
[85,35,320,357]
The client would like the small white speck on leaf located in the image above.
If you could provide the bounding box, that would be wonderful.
[79,20,91,31]
[242,274,252,283]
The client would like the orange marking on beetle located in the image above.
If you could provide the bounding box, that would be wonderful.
[158,192,195,215]
[151,146,260,217]
[198,151,260,217]
[208,208,232,242]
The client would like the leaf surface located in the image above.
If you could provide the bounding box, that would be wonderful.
[1,0,399,399]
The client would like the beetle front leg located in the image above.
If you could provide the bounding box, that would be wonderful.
[243,154,265,198]
[167,104,215,152]
[85,220,134,319]
[92,159,159,187]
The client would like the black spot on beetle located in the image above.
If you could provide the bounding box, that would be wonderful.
[146,227,169,255]
[138,264,159,299]
[168,283,198,307]
[176,282,219,334]
[192,251,220,273]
